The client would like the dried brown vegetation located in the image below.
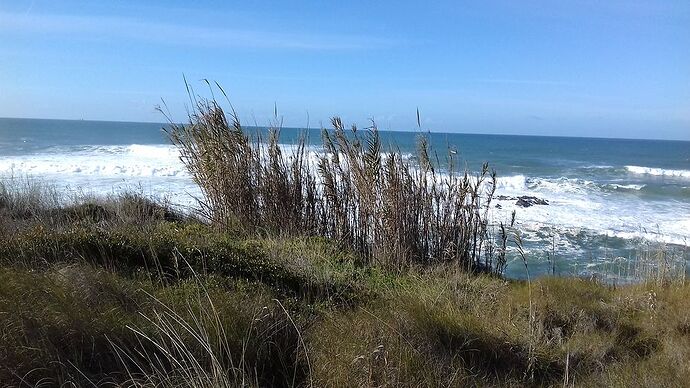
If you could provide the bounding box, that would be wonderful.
[165,91,505,272]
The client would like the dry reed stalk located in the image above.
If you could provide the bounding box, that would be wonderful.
[164,85,504,273]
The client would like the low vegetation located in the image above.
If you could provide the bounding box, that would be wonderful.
[1,178,689,387]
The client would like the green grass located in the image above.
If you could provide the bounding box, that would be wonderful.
[3,253,690,386]
[0,265,307,386]
[308,272,690,387]
[2,183,690,386]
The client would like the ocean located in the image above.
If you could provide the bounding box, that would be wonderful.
[1,117,689,280]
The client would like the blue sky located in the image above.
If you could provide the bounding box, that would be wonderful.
[0,1,688,140]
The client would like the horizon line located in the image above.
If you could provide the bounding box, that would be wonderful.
[1,115,689,143]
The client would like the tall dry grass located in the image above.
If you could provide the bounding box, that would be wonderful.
[0,176,62,219]
[164,87,503,272]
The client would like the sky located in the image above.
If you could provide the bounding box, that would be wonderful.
[0,0,689,140]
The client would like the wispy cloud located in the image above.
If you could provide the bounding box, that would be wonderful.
[470,78,572,86]
[0,11,394,50]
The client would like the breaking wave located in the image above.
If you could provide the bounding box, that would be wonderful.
[626,165,690,178]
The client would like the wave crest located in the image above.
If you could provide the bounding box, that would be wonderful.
[0,144,187,178]
[626,165,690,178]
[605,183,646,191]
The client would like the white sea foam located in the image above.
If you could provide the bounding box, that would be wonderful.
[581,165,615,170]
[605,183,646,191]
[530,177,596,194]
[495,175,527,191]
[626,165,690,178]
[0,144,187,178]
[126,144,180,158]
[491,173,690,247]
[496,175,600,195]
[0,160,187,177]
[0,143,200,208]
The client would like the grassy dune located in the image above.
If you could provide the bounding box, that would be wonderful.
[1,186,689,387]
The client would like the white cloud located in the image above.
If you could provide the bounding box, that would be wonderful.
[0,11,394,50]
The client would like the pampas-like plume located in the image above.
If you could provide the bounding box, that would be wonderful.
[165,88,501,272]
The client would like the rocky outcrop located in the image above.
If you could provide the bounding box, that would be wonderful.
[515,196,549,207]
[496,195,549,208]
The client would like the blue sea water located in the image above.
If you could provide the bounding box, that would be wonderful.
[1,117,689,280]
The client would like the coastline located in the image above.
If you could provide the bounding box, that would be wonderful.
[0,106,688,386]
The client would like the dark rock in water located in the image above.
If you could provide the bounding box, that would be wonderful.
[495,203,502,209]
[515,196,549,208]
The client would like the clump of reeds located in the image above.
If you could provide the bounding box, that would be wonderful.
[0,176,62,219]
[628,240,688,286]
[165,85,502,272]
